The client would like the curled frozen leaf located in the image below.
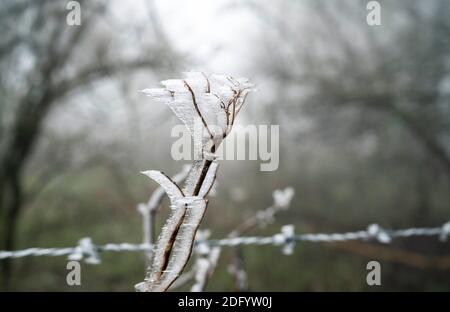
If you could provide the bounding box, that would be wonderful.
[141,170,184,204]
[142,72,254,153]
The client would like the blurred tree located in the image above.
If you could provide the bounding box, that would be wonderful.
[0,0,179,287]
[242,0,450,290]
[251,0,450,176]
[247,0,450,225]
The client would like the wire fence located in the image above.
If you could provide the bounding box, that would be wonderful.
[1,222,449,264]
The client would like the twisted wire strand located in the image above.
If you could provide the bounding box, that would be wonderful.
[0,222,448,261]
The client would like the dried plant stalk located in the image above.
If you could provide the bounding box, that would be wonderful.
[136,72,253,292]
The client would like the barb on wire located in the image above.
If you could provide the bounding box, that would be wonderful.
[0,239,153,262]
[227,187,295,291]
[68,237,101,264]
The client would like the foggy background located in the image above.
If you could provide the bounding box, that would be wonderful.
[1,0,449,291]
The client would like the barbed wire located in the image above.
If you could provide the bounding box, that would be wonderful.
[0,221,449,263]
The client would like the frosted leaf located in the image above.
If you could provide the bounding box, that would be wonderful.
[165,94,198,135]
[182,160,208,195]
[145,200,187,285]
[139,165,191,215]
[198,161,219,197]
[142,88,197,135]
[142,72,254,150]
[164,197,206,270]
[273,187,295,209]
[183,71,210,94]
[161,79,188,92]
[196,94,227,138]
[140,88,172,102]
[141,170,184,204]
[150,197,207,291]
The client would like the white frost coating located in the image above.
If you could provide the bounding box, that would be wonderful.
[141,170,184,204]
[272,225,296,255]
[150,198,207,291]
[161,79,188,92]
[190,229,221,292]
[166,198,206,269]
[183,71,210,93]
[144,200,187,287]
[191,258,210,292]
[142,72,254,147]
[139,72,253,292]
[190,246,221,292]
[145,165,191,212]
[198,161,219,197]
[273,187,295,209]
[138,166,192,265]
[140,88,172,102]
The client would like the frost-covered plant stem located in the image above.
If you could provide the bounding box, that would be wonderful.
[144,160,217,292]
[136,72,253,292]
[137,165,190,264]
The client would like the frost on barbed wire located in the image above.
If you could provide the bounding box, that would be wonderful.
[141,165,191,213]
[173,186,296,292]
[1,222,450,263]
[136,72,254,292]
[227,187,295,291]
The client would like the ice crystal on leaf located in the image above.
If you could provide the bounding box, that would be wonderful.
[141,170,184,205]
